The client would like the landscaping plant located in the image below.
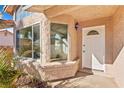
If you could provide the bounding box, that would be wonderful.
[0,48,21,88]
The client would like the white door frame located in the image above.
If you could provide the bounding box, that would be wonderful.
[82,25,105,71]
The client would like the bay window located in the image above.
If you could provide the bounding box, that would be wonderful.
[50,23,68,61]
[16,23,40,60]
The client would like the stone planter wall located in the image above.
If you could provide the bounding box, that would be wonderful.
[16,59,79,81]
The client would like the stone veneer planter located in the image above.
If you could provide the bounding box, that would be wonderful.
[16,59,79,81]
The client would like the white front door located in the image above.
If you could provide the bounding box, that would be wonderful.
[82,25,105,71]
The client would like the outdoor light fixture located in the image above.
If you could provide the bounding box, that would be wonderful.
[75,22,81,31]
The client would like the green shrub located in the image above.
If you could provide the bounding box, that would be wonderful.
[0,48,21,88]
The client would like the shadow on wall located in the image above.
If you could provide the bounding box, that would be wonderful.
[91,54,105,71]
[112,46,124,87]
[82,52,105,71]
[113,43,124,63]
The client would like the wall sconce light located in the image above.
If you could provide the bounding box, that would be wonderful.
[75,22,81,31]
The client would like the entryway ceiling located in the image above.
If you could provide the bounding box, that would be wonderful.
[65,5,119,21]
[26,5,119,21]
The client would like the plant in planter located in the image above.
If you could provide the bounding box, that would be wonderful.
[0,48,21,88]
[0,48,52,88]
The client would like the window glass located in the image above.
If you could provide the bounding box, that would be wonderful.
[16,27,32,58]
[16,23,40,59]
[33,24,40,59]
[87,30,99,36]
[50,23,68,61]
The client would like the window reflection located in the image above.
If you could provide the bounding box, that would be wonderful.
[16,27,32,58]
[16,23,40,59]
[50,23,68,61]
[33,24,40,59]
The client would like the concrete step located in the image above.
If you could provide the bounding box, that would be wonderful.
[80,68,93,74]
[80,68,113,78]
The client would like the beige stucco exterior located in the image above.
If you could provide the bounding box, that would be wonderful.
[48,6,124,87]
[12,5,124,87]
[76,6,124,87]
[113,6,124,61]
[0,30,13,47]
[110,6,124,87]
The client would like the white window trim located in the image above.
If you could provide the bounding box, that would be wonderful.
[16,22,42,62]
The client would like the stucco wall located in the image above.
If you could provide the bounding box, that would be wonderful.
[15,13,43,29]
[14,6,124,86]
[78,17,113,69]
[78,6,124,87]
[0,31,13,47]
[113,6,124,61]
[112,6,124,87]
